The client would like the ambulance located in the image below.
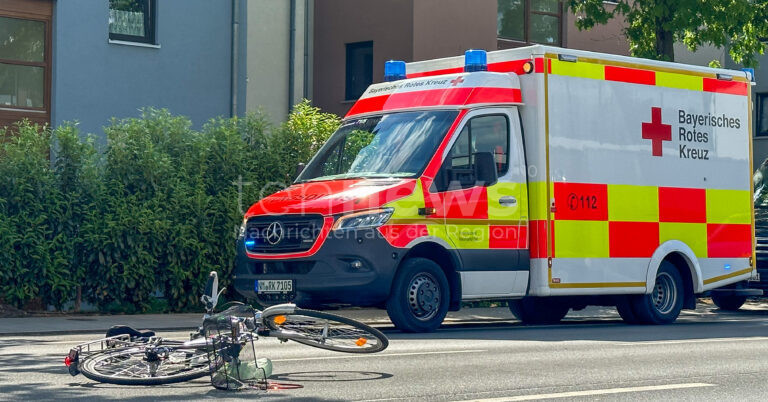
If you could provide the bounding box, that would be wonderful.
[234,45,756,332]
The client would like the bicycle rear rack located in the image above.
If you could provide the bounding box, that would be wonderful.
[71,334,134,356]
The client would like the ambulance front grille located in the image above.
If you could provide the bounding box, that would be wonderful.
[244,215,324,254]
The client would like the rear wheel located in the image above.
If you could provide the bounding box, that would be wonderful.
[711,294,747,311]
[386,258,450,332]
[78,344,210,385]
[263,309,388,353]
[631,261,684,324]
[508,297,569,325]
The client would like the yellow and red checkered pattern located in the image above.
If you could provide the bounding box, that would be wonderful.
[529,181,752,260]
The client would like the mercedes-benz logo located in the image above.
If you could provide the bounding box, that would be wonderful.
[265,221,284,245]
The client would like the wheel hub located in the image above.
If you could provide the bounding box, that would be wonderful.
[408,273,440,321]
[652,272,677,315]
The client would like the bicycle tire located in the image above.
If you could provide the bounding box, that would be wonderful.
[263,309,388,353]
[78,344,211,385]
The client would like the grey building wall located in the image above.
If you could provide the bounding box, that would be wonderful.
[51,0,247,139]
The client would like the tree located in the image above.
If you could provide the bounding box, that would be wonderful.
[567,0,768,67]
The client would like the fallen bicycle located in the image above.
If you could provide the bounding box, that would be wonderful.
[64,272,388,390]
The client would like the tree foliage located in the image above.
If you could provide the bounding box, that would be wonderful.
[567,0,768,66]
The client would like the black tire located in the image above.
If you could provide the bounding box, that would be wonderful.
[631,261,684,324]
[386,257,450,332]
[508,297,569,325]
[615,296,642,324]
[78,345,210,385]
[712,294,747,311]
[263,309,388,353]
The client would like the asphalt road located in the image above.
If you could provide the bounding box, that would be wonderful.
[3,306,768,401]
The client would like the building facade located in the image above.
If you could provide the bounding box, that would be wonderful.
[0,0,247,137]
[312,0,628,117]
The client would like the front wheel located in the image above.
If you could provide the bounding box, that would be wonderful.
[78,343,210,385]
[386,257,450,333]
[263,309,388,353]
[711,294,747,311]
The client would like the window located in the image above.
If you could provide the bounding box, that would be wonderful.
[497,0,562,46]
[758,93,768,137]
[0,16,47,110]
[109,0,156,44]
[345,41,373,101]
[297,111,459,182]
[439,115,510,190]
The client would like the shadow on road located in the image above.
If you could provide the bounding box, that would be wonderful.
[385,307,768,343]
[271,370,392,383]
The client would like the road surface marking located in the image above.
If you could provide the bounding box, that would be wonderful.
[618,336,768,346]
[273,349,486,362]
[458,383,715,401]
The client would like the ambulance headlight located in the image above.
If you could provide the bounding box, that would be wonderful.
[333,208,394,231]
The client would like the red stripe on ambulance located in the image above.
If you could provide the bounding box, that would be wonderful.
[609,221,660,258]
[702,78,749,96]
[604,65,656,85]
[529,220,553,258]
[659,187,706,223]
[378,224,429,248]
[707,223,752,258]
[490,225,528,249]
[553,182,608,221]
[347,87,522,117]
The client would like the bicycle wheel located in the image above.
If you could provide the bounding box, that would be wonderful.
[263,309,388,353]
[78,343,211,385]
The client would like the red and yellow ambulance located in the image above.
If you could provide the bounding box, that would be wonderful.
[234,45,756,332]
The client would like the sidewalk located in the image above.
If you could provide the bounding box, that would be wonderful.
[1,301,764,337]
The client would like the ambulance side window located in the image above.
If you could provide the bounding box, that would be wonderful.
[436,114,509,191]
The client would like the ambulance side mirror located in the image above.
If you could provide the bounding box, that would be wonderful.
[474,152,498,187]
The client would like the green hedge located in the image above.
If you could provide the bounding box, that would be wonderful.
[0,100,339,312]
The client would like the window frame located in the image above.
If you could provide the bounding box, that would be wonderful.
[497,0,563,47]
[108,0,157,45]
[758,93,768,137]
[0,7,51,131]
[438,113,511,191]
[344,40,374,101]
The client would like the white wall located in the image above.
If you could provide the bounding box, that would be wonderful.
[246,0,311,125]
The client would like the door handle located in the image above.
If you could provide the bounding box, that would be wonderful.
[499,196,517,207]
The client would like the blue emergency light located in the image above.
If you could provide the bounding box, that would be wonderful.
[742,67,755,82]
[384,60,407,82]
[464,49,487,72]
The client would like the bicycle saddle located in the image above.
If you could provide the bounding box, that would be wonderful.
[105,325,156,339]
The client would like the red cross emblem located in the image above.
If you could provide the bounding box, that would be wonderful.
[641,107,671,157]
[450,76,464,86]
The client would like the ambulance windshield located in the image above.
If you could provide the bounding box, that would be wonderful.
[296,110,458,183]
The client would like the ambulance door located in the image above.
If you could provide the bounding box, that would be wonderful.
[430,107,529,298]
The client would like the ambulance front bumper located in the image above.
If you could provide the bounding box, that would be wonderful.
[233,227,401,307]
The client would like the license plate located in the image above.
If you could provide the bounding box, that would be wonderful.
[256,279,294,293]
